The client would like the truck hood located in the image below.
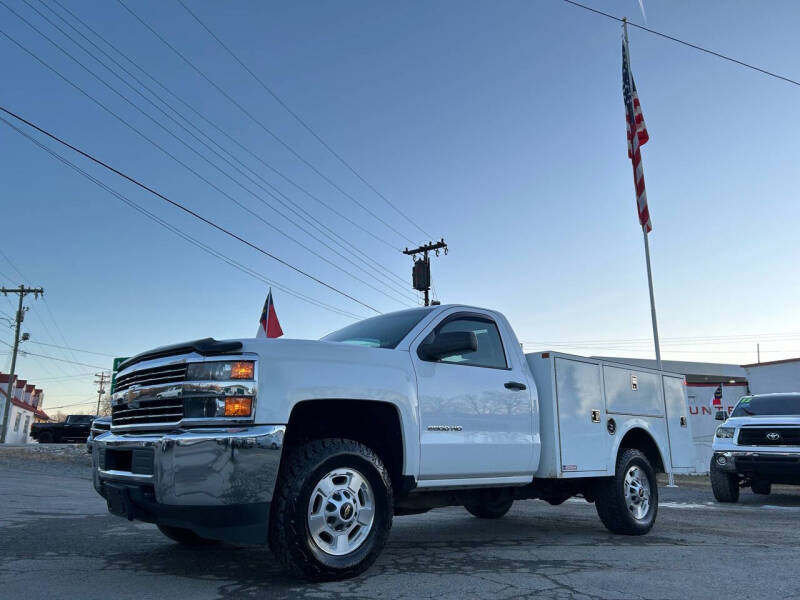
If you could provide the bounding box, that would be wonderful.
[238,337,410,367]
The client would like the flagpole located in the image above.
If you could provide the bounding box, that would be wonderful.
[642,225,662,370]
[623,18,662,371]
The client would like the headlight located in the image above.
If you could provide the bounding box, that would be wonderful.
[716,427,735,439]
[186,361,254,381]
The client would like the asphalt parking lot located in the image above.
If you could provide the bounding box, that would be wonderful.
[2,448,799,600]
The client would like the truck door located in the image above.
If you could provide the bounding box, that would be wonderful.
[662,375,694,469]
[412,311,534,481]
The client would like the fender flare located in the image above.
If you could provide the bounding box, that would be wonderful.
[609,418,668,474]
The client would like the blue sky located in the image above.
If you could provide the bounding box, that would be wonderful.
[1,0,799,414]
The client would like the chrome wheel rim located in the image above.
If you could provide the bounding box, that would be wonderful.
[307,467,375,556]
[624,465,651,520]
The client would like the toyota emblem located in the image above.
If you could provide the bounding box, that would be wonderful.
[766,432,781,441]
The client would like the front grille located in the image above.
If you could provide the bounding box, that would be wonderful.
[115,364,187,393]
[738,427,800,446]
[112,398,184,426]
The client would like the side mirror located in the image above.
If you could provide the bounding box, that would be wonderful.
[419,331,478,361]
[715,410,727,421]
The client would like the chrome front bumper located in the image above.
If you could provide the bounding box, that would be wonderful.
[93,425,285,543]
[713,450,800,474]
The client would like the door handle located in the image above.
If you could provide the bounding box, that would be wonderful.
[504,381,527,391]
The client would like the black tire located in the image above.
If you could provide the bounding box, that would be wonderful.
[269,438,393,582]
[464,497,514,519]
[594,448,658,535]
[751,480,771,495]
[710,460,740,503]
[157,524,219,546]
[38,432,53,444]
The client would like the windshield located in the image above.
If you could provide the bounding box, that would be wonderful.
[321,308,432,349]
[731,394,800,417]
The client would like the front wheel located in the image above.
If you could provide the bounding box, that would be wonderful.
[710,460,740,503]
[594,449,658,535]
[269,438,393,581]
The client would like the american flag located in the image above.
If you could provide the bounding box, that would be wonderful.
[622,38,652,232]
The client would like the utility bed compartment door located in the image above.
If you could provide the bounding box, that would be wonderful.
[663,375,694,469]
[603,366,662,416]
[555,358,609,473]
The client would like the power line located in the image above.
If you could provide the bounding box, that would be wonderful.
[40,398,97,411]
[28,372,101,382]
[561,0,800,88]
[0,113,378,317]
[521,331,800,347]
[0,3,411,310]
[0,339,107,369]
[21,0,415,306]
[27,340,116,358]
[47,0,415,286]
[116,0,418,246]
[521,343,800,355]
[52,0,405,264]
[29,0,416,304]
[0,112,370,321]
[174,0,433,242]
[0,248,83,377]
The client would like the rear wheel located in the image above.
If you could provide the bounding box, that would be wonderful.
[464,496,514,519]
[594,449,658,535]
[157,525,218,546]
[269,438,393,581]
[710,460,740,503]
[751,480,771,495]
[38,432,53,444]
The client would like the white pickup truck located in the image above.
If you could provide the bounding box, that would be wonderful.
[711,392,800,501]
[92,304,693,580]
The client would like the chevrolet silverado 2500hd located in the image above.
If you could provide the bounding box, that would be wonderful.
[92,304,694,580]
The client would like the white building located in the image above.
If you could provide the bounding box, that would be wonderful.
[0,373,48,444]
[743,358,800,395]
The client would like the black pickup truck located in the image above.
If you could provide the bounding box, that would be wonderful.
[30,415,96,443]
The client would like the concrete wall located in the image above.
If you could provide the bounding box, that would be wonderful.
[744,360,800,394]
[686,382,748,473]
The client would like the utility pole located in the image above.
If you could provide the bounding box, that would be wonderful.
[94,372,110,416]
[0,285,44,444]
[402,239,448,306]
[757,343,761,364]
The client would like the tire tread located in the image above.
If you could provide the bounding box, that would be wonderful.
[594,448,658,535]
[710,460,740,502]
[269,438,393,581]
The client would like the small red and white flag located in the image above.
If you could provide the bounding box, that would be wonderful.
[622,37,652,232]
[256,288,283,338]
